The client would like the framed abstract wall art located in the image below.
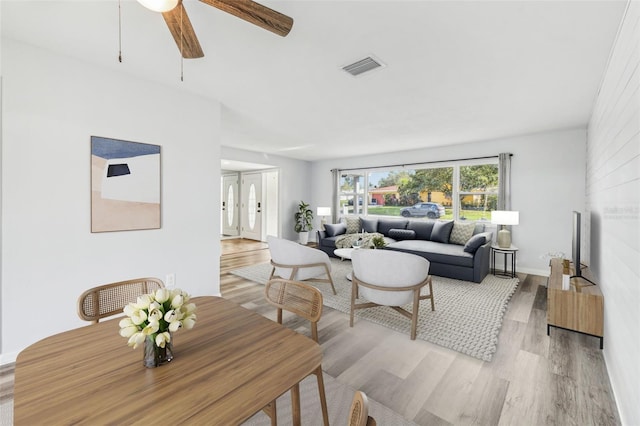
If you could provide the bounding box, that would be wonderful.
[91,136,161,232]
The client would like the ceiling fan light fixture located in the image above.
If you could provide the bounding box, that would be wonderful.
[137,0,179,13]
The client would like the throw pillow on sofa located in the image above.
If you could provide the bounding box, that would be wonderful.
[388,228,416,241]
[407,221,435,240]
[360,217,378,233]
[430,220,454,243]
[324,222,347,237]
[473,222,486,235]
[377,219,408,237]
[464,233,489,253]
[344,216,361,234]
[449,221,476,245]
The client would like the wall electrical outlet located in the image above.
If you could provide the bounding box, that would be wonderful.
[166,273,176,288]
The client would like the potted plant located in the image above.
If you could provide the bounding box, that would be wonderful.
[294,200,314,244]
[372,235,387,249]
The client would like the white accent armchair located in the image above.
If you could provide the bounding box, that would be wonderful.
[351,249,434,340]
[267,235,337,295]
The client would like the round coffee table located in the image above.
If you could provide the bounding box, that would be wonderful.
[334,248,354,260]
[334,248,355,280]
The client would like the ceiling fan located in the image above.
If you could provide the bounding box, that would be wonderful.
[137,0,294,59]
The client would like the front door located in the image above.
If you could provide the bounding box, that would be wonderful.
[222,174,239,236]
[241,173,262,241]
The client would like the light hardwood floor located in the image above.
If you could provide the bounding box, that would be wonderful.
[0,239,621,425]
[219,239,620,425]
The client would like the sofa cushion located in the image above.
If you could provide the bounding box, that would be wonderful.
[407,220,435,240]
[388,228,416,241]
[386,240,474,268]
[344,216,361,234]
[450,221,476,245]
[430,220,454,243]
[324,222,346,237]
[463,233,487,253]
[378,219,408,237]
[360,217,378,233]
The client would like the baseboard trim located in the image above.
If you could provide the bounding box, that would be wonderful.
[517,266,550,277]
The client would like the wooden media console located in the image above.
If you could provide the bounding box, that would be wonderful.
[547,257,604,348]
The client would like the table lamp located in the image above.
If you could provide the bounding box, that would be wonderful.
[491,210,519,248]
[317,207,331,231]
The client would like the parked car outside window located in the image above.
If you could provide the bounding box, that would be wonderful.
[400,202,445,218]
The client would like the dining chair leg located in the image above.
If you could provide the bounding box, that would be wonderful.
[291,382,301,426]
[262,401,277,426]
[270,401,277,426]
[314,366,330,426]
[277,307,283,325]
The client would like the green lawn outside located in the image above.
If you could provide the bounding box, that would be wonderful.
[367,206,402,215]
[365,206,491,221]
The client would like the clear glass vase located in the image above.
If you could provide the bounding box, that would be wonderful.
[143,334,174,368]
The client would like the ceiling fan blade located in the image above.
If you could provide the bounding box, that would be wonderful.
[162,3,204,58]
[199,0,293,37]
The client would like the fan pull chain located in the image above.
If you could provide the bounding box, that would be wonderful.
[118,0,123,62]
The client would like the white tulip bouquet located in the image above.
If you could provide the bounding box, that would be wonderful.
[119,288,197,350]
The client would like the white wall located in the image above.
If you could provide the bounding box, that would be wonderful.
[0,2,4,356]
[0,40,221,362]
[586,2,640,424]
[221,146,312,241]
[311,128,587,276]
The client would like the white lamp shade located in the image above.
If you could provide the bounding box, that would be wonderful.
[317,207,331,216]
[137,0,179,12]
[491,210,519,226]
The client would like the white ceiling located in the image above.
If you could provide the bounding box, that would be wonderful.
[1,0,627,162]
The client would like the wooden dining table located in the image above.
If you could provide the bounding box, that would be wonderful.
[13,296,324,424]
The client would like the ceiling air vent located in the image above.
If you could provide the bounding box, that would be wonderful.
[342,56,385,77]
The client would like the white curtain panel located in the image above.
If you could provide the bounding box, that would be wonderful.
[498,153,512,211]
[331,169,340,223]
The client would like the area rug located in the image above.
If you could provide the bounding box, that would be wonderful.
[230,258,519,362]
[243,371,416,425]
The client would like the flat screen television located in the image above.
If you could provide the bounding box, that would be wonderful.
[571,211,595,285]
[572,211,582,277]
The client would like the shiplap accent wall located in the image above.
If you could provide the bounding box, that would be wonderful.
[586,2,639,424]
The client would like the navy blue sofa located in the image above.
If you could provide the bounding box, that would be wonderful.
[316,217,493,283]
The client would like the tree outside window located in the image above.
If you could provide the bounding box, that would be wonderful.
[459,164,498,221]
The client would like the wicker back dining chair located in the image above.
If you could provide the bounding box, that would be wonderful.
[77,277,165,324]
[348,391,377,426]
[265,277,323,341]
[263,278,329,426]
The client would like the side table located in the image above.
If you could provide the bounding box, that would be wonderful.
[491,244,518,278]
